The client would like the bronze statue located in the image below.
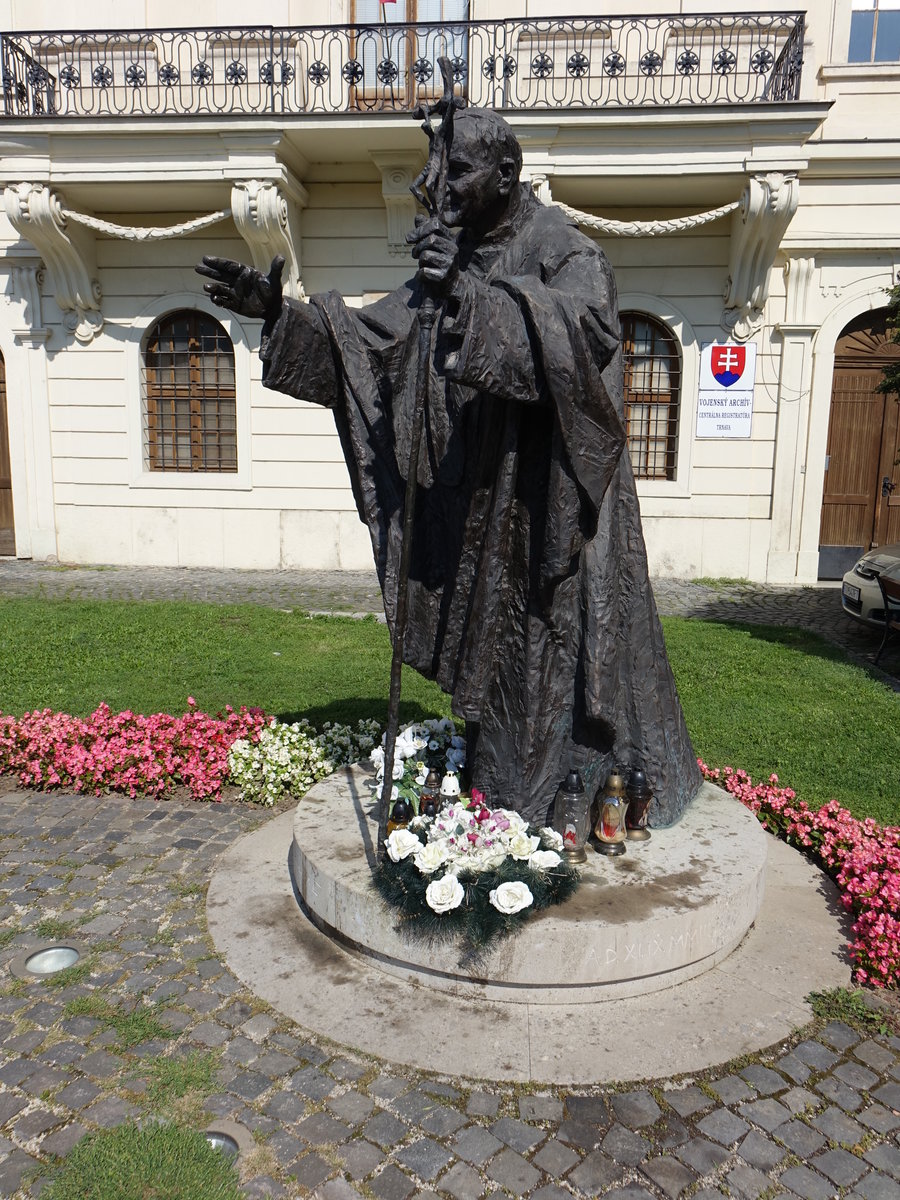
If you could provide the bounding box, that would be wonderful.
[197,103,700,828]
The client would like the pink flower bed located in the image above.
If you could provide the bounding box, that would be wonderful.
[0,700,267,802]
[700,760,900,989]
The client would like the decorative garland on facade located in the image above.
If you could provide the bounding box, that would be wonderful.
[56,198,739,243]
[62,207,231,241]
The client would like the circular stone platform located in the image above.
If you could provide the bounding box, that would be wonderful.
[290,769,766,1002]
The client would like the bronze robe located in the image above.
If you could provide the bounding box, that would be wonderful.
[261,188,700,825]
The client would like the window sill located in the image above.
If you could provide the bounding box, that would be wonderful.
[129,470,252,492]
[819,61,900,81]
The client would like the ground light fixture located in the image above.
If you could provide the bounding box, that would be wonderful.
[204,1120,254,1163]
[9,940,86,980]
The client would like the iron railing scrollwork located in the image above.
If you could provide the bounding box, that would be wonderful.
[0,13,805,120]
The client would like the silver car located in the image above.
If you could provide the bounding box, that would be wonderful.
[841,542,900,627]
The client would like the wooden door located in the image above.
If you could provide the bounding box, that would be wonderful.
[0,351,14,556]
[818,310,900,578]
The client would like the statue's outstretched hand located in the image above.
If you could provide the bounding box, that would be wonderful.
[196,254,285,321]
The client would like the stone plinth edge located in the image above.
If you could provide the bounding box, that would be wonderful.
[290,769,767,1003]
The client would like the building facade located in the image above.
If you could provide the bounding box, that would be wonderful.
[0,0,897,582]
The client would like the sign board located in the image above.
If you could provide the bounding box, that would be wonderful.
[696,342,757,439]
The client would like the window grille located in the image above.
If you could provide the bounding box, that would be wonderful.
[621,312,681,481]
[143,310,237,473]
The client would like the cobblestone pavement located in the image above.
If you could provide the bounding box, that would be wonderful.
[0,789,898,1200]
[0,560,897,679]
[0,561,897,1196]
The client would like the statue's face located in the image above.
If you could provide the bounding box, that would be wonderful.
[442,121,514,230]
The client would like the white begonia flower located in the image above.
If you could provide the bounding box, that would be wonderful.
[489,880,534,914]
[425,873,465,913]
[508,831,541,860]
[413,840,450,875]
[540,827,564,851]
[528,849,562,871]
[386,828,422,862]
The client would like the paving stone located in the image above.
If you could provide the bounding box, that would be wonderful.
[781,1086,822,1115]
[395,1093,467,1136]
[855,1042,897,1073]
[779,1166,839,1200]
[854,1172,900,1200]
[793,1040,841,1072]
[737,1097,792,1132]
[859,1104,900,1134]
[227,1070,270,1102]
[491,1115,545,1153]
[738,1129,788,1171]
[22,1066,70,1096]
[696,1108,751,1146]
[370,1165,415,1200]
[564,1095,610,1125]
[556,1118,603,1150]
[396,1137,452,1181]
[452,1125,504,1165]
[0,1061,39,1088]
[339,1140,385,1181]
[864,1145,900,1181]
[224,1037,260,1066]
[363,1110,410,1149]
[836,1062,880,1091]
[0,1150,41,1193]
[13,1107,63,1140]
[264,1090,307,1123]
[663,1086,714,1118]
[816,1074,863,1111]
[325,1057,367,1082]
[641,1155,697,1199]
[709,1075,755,1105]
[39,1122,88,1158]
[438,1160,485,1200]
[291,1067,337,1102]
[740,1065,790,1096]
[292,1153,334,1191]
[821,1021,861,1051]
[533,1138,581,1176]
[873,1083,900,1109]
[777,1118,828,1157]
[519,1095,564,1123]
[730,1163,780,1200]
[82,1096,141,1127]
[242,1174,287,1198]
[778,1054,813,1085]
[605,1187,656,1200]
[814,1147,868,1186]
[531,1187,573,1200]
[484,1146,541,1194]
[313,1180,365,1200]
[611,1091,661,1129]
[466,1092,501,1118]
[601,1124,651,1166]
[327,1091,375,1126]
[75,1049,124,1079]
[812,1105,867,1145]
[253,1051,298,1078]
[54,1080,101,1113]
[675,1137,731,1174]
[569,1150,624,1195]
[656,1117,692,1150]
[240,1014,277,1043]
[281,1107,349,1147]
[190,1020,229,1048]
[265,1130,306,1167]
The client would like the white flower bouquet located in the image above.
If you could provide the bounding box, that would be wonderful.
[372,794,579,956]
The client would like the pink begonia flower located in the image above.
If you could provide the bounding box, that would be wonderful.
[699,758,899,988]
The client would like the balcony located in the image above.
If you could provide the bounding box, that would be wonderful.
[0,13,804,121]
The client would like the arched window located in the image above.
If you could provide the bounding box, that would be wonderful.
[143,310,236,472]
[621,312,681,481]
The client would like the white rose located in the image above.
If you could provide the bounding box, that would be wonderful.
[489,881,534,915]
[386,828,422,862]
[413,840,450,875]
[471,847,507,872]
[508,832,541,860]
[540,827,564,851]
[529,849,562,871]
[425,873,465,913]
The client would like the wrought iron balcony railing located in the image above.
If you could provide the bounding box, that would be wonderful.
[0,13,804,121]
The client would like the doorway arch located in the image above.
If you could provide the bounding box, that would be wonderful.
[818,308,900,578]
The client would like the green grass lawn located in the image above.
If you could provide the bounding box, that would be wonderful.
[0,598,896,825]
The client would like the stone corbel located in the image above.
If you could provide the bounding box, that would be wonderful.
[782,254,816,327]
[3,183,103,344]
[371,153,424,257]
[231,181,305,301]
[3,252,48,342]
[722,172,799,341]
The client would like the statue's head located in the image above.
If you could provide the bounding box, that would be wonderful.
[441,107,523,232]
